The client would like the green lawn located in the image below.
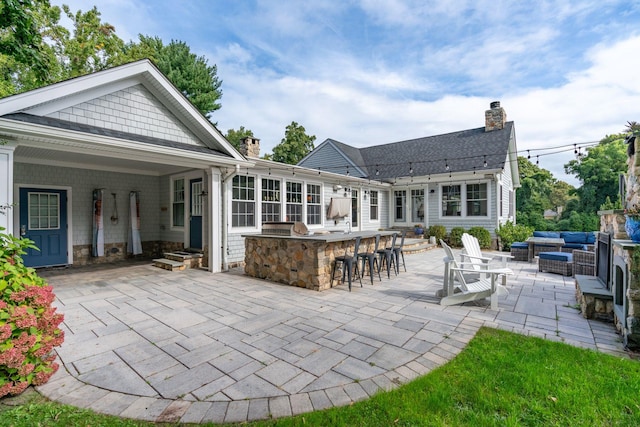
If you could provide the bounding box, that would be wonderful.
[2,327,639,427]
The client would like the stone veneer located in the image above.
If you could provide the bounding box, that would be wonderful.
[72,240,184,265]
[617,135,640,349]
[244,234,392,291]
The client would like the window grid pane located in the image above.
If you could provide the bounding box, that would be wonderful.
[173,178,185,227]
[306,184,321,225]
[232,176,256,227]
[466,183,488,216]
[28,193,60,230]
[261,178,281,223]
[370,190,378,220]
[442,185,461,216]
[286,181,303,222]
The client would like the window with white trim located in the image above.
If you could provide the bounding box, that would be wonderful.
[466,183,488,216]
[442,185,461,216]
[306,183,321,225]
[286,181,303,222]
[394,190,406,222]
[370,190,379,220]
[261,178,281,223]
[172,178,185,227]
[232,175,255,227]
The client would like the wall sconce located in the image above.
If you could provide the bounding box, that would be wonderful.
[430,189,435,193]
[333,184,343,192]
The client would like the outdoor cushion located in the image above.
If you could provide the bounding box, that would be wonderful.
[511,242,528,249]
[538,251,572,262]
[533,231,561,238]
[586,232,596,244]
[560,231,588,243]
[562,243,587,250]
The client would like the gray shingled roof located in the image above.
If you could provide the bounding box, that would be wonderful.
[322,122,513,181]
[2,113,231,157]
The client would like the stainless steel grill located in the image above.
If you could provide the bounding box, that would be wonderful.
[261,222,308,236]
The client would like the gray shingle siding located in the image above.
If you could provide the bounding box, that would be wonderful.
[46,84,205,146]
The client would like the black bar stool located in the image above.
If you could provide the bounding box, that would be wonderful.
[357,234,382,285]
[377,233,397,279]
[330,236,362,291]
[391,230,408,273]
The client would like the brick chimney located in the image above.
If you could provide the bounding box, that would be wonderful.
[239,136,260,158]
[485,101,507,131]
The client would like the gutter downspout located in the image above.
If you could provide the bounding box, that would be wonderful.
[220,164,240,271]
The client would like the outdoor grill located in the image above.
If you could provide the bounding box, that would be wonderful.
[261,221,308,236]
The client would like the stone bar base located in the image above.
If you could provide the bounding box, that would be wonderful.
[244,233,393,291]
[72,240,184,266]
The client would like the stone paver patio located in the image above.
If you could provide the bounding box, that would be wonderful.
[36,247,628,423]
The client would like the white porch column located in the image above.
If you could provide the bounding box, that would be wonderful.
[207,167,222,273]
[0,142,15,234]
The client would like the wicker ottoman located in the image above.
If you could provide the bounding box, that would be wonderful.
[538,252,573,276]
[510,242,529,262]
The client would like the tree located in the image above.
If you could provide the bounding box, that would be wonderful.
[152,39,222,119]
[270,121,316,165]
[0,0,62,95]
[225,126,254,150]
[57,5,128,78]
[565,133,627,214]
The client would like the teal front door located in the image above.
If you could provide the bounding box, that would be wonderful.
[19,188,68,267]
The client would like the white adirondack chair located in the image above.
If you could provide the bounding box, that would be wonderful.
[440,240,511,310]
[460,233,513,285]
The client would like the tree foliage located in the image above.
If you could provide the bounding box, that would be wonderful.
[0,0,61,96]
[564,133,627,214]
[270,121,316,165]
[0,3,223,119]
[225,126,254,150]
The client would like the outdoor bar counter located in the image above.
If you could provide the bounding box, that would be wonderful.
[243,230,397,291]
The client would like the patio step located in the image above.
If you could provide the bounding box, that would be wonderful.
[402,238,438,255]
[152,251,203,271]
[152,258,186,271]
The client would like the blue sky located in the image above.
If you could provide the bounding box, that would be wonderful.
[56,0,640,186]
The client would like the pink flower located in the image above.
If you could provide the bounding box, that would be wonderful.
[0,324,11,341]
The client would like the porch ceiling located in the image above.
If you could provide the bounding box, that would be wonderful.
[15,145,199,176]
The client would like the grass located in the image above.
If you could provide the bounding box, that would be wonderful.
[2,327,639,426]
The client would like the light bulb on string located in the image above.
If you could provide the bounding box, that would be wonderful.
[483,155,487,168]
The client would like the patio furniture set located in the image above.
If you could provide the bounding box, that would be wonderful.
[510,231,596,276]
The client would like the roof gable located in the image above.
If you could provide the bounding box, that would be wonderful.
[0,59,244,161]
[300,123,516,181]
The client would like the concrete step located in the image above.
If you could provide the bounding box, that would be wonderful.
[163,252,203,269]
[152,258,186,271]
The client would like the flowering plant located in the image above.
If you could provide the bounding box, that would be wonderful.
[625,204,640,219]
[0,228,64,398]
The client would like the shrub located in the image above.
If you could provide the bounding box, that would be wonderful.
[428,225,446,244]
[496,221,533,250]
[448,227,465,247]
[0,228,64,398]
[468,227,492,249]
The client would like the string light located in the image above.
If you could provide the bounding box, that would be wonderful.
[483,155,487,168]
[445,159,450,171]
[409,162,414,174]
[375,165,380,176]
[346,166,350,176]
